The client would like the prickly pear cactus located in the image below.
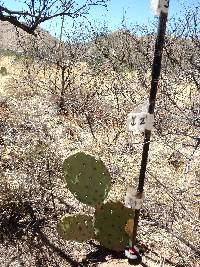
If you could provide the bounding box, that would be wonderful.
[57,214,95,242]
[94,202,135,251]
[125,218,134,238]
[63,152,111,206]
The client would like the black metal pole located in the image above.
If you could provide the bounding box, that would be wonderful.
[132,10,169,248]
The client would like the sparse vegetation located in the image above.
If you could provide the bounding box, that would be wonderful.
[0,2,199,267]
[0,66,7,75]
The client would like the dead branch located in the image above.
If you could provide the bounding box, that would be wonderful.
[0,0,108,35]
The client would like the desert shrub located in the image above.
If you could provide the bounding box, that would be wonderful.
[0,4,199,267]
[0,66,7,76]
[87,51,105,72]
[0,49,16,57]
[0,49,24,62]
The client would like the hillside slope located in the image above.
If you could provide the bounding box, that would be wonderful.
[0,21,57,54]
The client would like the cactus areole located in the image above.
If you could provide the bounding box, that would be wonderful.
[94,202,135,251]
[57,214,95,242]
[63,152,111,206]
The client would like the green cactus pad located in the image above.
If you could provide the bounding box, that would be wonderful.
[94,202,135,251]
[57,214,95,242]
[63,152,111,206]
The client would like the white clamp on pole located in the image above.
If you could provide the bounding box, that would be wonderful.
[150,0,169,16]
[125,187,145,210]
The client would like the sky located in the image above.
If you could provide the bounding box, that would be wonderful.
[88,0,199,29]
[2,0,200,36]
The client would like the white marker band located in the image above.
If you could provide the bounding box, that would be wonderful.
[151,0,169,16]
[145,113,154,131]
[127,112,154,134]
[125,187,145,210]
